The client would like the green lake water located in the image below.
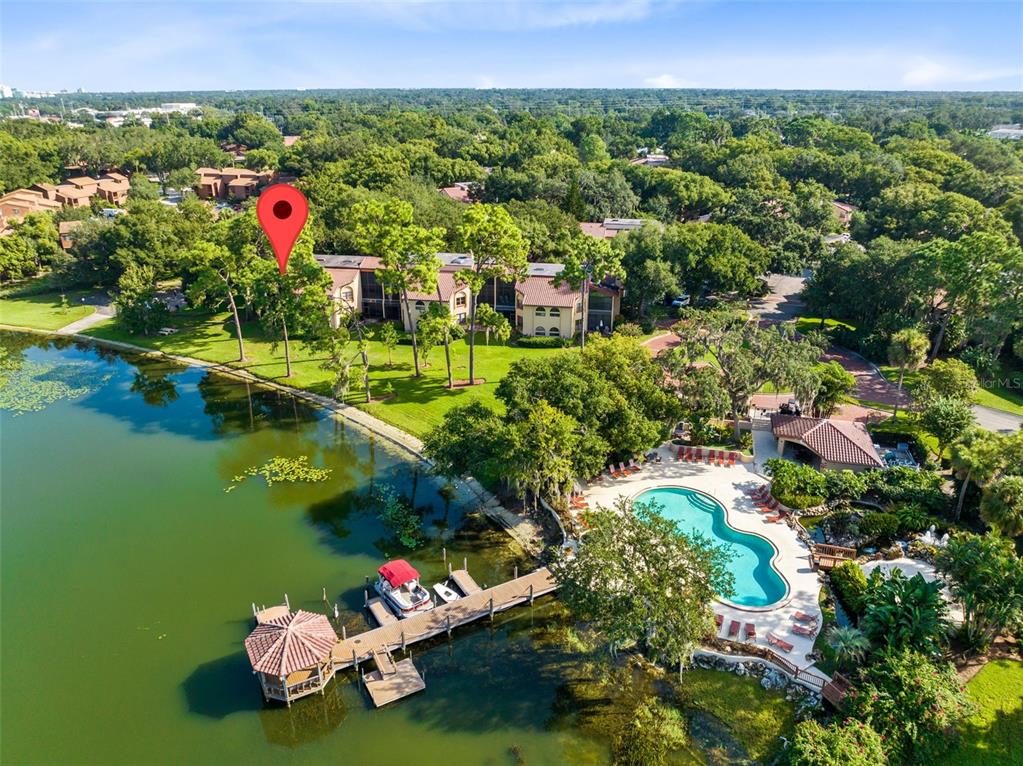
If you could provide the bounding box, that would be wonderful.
[0,333,609,766]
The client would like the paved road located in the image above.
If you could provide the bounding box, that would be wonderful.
[973,405,1023,434]
[749,273,806,322]
[55,294,115,336]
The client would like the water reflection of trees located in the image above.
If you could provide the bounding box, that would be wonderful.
[196,373,321,436]
[257,682,349,748]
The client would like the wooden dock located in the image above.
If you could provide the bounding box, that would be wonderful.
[363,657,427,707]
[449,568,482,596]
[366,597,398,627]
[331,567,556,672]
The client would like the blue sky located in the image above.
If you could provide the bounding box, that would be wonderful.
[2,1,1021,92]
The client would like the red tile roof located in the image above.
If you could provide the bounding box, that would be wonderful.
[516,276,581,308]
[770,415,882,467]
[406,272,465,301]
[327,268,359,289]
[244,610,337,677]
[440,186,471,203]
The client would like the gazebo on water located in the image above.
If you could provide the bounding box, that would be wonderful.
[244,609,338,705]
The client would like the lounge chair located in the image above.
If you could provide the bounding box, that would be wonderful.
[744,623,756,640]
[764,513,783,523]
[727,453,736,467]
[628,458,643,473]
[716,452,725,466]
[619,462,630,476]
[756,506,776,514]
[608,464,621,478]
[676,446,684,461]
[706,449,716,465]
[792,624,817,637]
[793,611,817,624]
[767,633,794,652]
[728,619,740,638]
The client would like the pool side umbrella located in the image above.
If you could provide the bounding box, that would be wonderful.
[244,610,338,677]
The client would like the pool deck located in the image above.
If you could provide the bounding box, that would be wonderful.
[580,442,826,676]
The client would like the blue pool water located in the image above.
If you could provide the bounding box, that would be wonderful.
[635,487,788,608]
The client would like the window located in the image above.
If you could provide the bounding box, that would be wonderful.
[549,327,561,337]
[576,300,583,312]
[341,287,354,302]
[516,295,523,309]
[455,293,467,307]
[415,300,426,312]
[535,327,546,336]
[457,313,466,323]
[549,307,560,318]
[535,307,546,317]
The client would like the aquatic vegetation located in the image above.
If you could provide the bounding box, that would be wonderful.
[373,485,424,548]
[226,455,332,491]
[0,351,111,415]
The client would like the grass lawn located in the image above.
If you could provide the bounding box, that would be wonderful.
[939,659,1023,766]
[0,290,95,331]
[793,316,855,336]
[878,362,1023,418]
[677,668,796,763]
[84,310,568,438]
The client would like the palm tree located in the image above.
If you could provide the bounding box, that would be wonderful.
[887,328,929,419]
[980,476,1023,537]
[861,569,949,655]
[827,625,870,669]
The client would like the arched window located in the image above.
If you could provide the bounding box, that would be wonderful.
[415,300,426,312]
[535,307,546,317]
[341,287,354,302]
[549,307,560,318]
[549,327,561,337]
[535,327,547,336]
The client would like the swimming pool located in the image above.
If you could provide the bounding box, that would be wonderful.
[635,487,788,609]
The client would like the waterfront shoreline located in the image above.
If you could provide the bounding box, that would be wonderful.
[0,322,550,555]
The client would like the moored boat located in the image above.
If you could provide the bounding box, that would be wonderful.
[433,582,461,604]
[374,560,434,618]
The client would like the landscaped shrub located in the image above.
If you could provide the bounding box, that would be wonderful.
[829,561,868,618]
[824,470,868,502]
[787,719,887,766]
[613,322,643,337]
[765,459,826,508]
[515,335,570,349]
[893,502,936,535]
[859,512,900,545]
[864,467,949,515]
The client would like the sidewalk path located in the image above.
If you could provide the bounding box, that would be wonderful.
[55,294,115,336]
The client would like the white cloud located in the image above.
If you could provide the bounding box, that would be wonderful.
[901,56,1021,87]
[644,73,691,88]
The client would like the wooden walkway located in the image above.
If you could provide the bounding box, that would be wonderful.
[330,567,556,670]
[367,598,398,627]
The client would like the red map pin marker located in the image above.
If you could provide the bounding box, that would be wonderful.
[256,184,309,275]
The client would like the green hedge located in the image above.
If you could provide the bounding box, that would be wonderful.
[829,561,867,619]
[515,335,571,348]
[859,512,900,545]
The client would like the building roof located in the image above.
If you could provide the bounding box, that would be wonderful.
[102,172,129,183]
[327,268,360,290]
[66,176,98,188]
[97,179,128,192]
[439,185,472,203]
[579,221,617,239]
[378,559,419,588]
[283,135,301,147]
[516,276,580,308]
[406,271,466,301]
[770,414,883,467]
[58,220,83,235]
[315,254,366,269]
[56,184,93,199]
[243,610,338,677]
[0,189,62,211]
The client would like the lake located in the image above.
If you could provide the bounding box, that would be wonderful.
[0,333,608,766]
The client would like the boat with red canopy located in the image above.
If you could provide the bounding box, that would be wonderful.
[374,559,434,617]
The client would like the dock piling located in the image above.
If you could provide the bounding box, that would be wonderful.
[489,597,494,621]
[342,625,347,640]
[364,589,369,607]
[514,565,518,580]
[401,630,406,651]
[442,546,446,562]
[463,556,467,571]
[284,593,290,610]
[529,584,534,604]
[446,614,452,637]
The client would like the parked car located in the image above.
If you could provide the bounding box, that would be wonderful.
[670,294,691,308]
